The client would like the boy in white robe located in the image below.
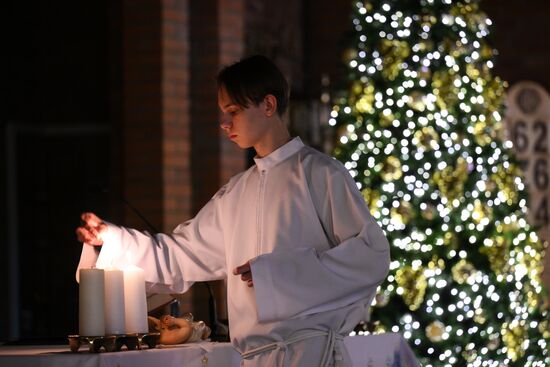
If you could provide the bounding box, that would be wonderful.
[76,55,390,366]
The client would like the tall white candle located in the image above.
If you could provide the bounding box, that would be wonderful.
[123,265,148,334]
[79,268,105,336]
[104,268,126,335]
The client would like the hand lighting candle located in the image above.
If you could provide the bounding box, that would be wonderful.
[79,268,106,336]
[104,268,126,335]
[123,265,148,334]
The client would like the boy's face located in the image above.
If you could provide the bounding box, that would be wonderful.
[218,86,272,151]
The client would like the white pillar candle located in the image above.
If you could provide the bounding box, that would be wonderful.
[123,265,148,334]
[104,268,126,335]
[79,268,105,336]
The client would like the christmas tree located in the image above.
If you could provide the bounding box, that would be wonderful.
[331,1,549,366]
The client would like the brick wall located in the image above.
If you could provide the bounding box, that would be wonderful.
[162,0,192,231]
[189,0,246,214]
[121,0,166,230]
[190,0,224,214]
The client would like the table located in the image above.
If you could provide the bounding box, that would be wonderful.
[0,333,419,367]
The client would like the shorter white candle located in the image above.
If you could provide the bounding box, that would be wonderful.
[104,268,126,335]
[123,265,148,334]
[79,268,105,336]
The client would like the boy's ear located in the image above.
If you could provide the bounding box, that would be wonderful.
[263,94,278,117]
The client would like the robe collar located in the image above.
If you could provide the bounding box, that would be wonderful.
[254,136,304,171]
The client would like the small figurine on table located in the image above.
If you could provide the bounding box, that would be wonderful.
[148,314,211,345]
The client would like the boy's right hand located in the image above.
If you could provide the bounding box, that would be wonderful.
[76,212,107,246]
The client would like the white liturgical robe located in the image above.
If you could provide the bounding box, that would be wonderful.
[77,137,390,366]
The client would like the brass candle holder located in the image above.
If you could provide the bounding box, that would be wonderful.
[68,333,160,353]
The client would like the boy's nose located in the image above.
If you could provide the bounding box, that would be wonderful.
[220,116,232,130]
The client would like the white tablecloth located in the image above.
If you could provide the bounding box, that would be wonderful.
[344,333,419,367]
[0,333,419,367]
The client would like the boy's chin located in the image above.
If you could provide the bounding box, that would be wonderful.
[234,141,252,149]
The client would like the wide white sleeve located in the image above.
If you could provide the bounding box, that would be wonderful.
[251,161,390,322]
[75,186,228,294]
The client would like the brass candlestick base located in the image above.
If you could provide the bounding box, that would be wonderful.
[68,333,160,353]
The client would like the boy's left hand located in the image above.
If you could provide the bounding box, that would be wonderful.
[233,261,254,287]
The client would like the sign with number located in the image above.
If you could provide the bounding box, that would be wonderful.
[505,81,550,239]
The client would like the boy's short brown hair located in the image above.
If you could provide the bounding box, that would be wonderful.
[216,55,289,117]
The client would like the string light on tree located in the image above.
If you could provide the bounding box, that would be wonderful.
[332,0,549,366]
